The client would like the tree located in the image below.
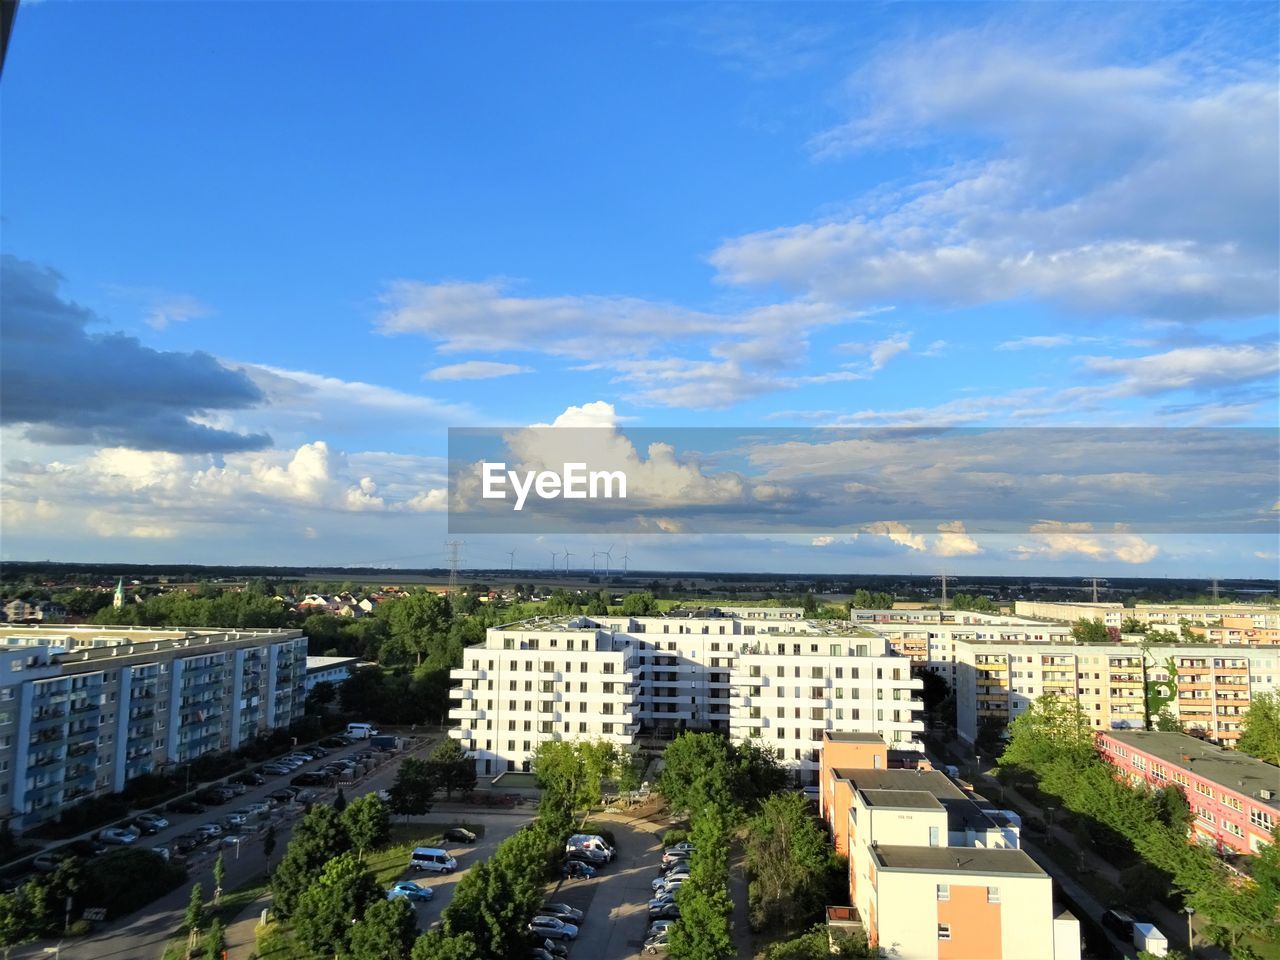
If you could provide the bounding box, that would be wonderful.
[378,591,452,666]
[849,590,893,610]
[620,592,658,616]
[333,786,348,813]
[263,822,277,871]
[348,895,418,960]
[1071,618,1110,644]
[745,792,833,933]
[1121,617,1148,634]
[203,917,225,960]
[388,757,437,819]
[341,793,391,861]
[185,883,206,955]
[410,931,480,960]
[293,853,382,959]
[1237,692,1280,765]
[212,852,225,904]
[1153,708,1182,732]
[429,738,478,799]
[657,732,741,818]
[270,804,351,917]
[532,739,630,818]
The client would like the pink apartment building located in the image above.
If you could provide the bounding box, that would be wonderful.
[1097,730,1278,856]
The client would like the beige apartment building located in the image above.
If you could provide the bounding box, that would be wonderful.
[1,625,308,830]
[820,733,1080,960]
[450,609,923,784]
[1013,601,1280,631]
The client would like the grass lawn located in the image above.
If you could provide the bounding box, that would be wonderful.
[366,821,487,885]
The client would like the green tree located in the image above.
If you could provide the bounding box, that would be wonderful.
[1153,708,1182,732]
[1071,618,1111,644]
[263,822,277,871]
[184,883,206,954]
[348,895,418,960]
[620,592,658,616]
[388,757,438,819]
[410,931,480,960]
[429,738,478,799]
[203,917,225,960]
[341,793,391,861]
[657,732,741,818]
[293,853,382,959]
[532,739,630,818]
[379,591,452,666]
[0,889,35,957]
[1237,691,1280,764]
[1121,617,1148,634]
[745,792,833,933]
[270,804,352,917]
[212,852,225,904]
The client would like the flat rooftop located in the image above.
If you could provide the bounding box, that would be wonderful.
[860,789,942,811]
[872,844,1045,877]
[825,731,886,744]
[835,768,995,833]
[1104,731,1280,807]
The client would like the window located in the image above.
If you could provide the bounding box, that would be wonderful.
[936,884,949,901]
[987,886,1000,904]
[937,924,951,941]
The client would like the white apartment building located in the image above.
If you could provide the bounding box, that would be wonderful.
[1,626,308,830]
[1013,601,1280,630]
[449,609,924,784]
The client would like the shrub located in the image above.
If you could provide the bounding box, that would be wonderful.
[662,828,690,846]
[82,848,187,918]
[67,918,93,937]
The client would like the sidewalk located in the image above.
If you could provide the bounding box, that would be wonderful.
[224,892,272,960]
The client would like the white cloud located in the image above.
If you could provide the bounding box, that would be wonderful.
[710,35,1277,323]
[399,489,449,513]
[998,335,1102,351]
[424,361,532,381]
[935,520,981,557]
[810,535,836,547]
[1015,521,1160,564]
[1078,343,1279,397]
[863,521,927,551]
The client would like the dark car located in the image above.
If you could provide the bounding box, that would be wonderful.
[318,737,346,749]
[291,772,328,787]
[166,798,206,815]
[194,788,230,806]
[443,827,477,844]
[561,860,596,879]
[130,818,160,836]
[173,833,202,854]
[1102,908,1138,939]
[267,789,299,805]
[233,772,267,787]
[648,902,680,921]
[64,838,108,858]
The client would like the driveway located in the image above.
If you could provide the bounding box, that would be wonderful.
[536,817,667,960]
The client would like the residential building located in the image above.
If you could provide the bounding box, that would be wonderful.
[1013,601,1280,631]
[820,733,1079,960]
[305,655,373,692]
[1097,730,1278,855]
[0,625,308,830]
[449,610,923,783]
[949,640,1278,748]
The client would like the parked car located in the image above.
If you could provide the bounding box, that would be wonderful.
[648,893,678,911]
[267,789,299,805]
[647,919,676,939]
[291,772,328,787]
[529,949,557,960]
[561,860,596,879]
[527,917,578,941]
[233,772,267,786]
[222,834,249,849]
[652,875,687,894]
[659,859,691,877]
[98,827,138,846]
[166,799,206,815]
[318,737,347,749]
[1102,908,1139,940]
[173,833,203,854]
[33,851,72,872]
[643,931,671,955]
[130,817,160,836]
[261,763,292,776]
[566,848,607,866]
[65,839,107,858]
[443,827,477,844]
[664,842,694,854]
[223,812,248,828]
[150,845,171,862]
[648,902,681,921]
[537,939,569,959]
[222,781,247,796]
[243,800,271,816]
[661,849,691,867]
[194,823,223,839]
[538,902,584,924]
[387,881,434,902]
[195,788,230,806]
[136,812,170,831]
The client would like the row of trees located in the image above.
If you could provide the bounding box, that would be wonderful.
[1000,695,1280,954]
[385,740,478,818]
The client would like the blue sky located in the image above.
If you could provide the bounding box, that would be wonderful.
[1,2,1277,577]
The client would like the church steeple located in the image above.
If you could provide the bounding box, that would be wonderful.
[113,578,125,609]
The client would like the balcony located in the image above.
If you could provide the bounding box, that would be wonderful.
[826,906,865,947]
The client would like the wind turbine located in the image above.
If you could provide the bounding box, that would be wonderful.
[550,550,560,573]
[620,550,630,574]
[507,549,516,572]
[563,549,574,572]
[591,551,600,574]
[604,544,614,577]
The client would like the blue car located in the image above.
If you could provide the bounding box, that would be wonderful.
[387,881,433,902]
[561,860,596,879]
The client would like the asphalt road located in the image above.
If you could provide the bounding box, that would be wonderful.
[9,736,432,960]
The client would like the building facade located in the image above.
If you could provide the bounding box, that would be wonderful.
[1,626,308,830]
[820,733,1079,960]
[1013,601,1280,631]
[1097,730,1278,855]
[449,610,924,783]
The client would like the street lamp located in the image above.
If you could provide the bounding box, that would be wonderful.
[1184,906,1195,951]
[1046,806,1056,834]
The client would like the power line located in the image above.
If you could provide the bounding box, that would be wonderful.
[1083,577,1107,603]
[445,540,463,595]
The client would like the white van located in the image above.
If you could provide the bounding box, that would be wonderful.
[566,834,614,861]
[346,722,378,739]
[409,847,457,873]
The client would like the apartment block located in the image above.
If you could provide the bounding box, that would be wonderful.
[449,610,924,783]
[1097,731,1278,855]
[820,733,1079,960]
[0,626,308,830]
[1013,601,1280,631]
[951,641,1278,748]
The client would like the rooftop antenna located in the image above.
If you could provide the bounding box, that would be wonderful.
[563,549,574,573]
[507,548,516,572]
[932,572,950,610]
[1083,578,1107,603]
[445,540,464,595]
